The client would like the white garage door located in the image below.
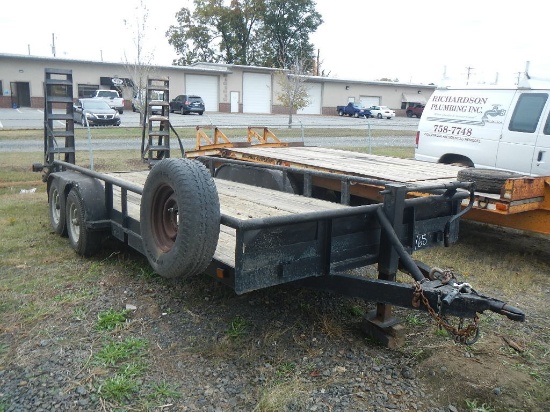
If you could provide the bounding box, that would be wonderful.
[298,82,322,114]
[185,75,218,112]
[360,96,380,108]
[243,72,271,113]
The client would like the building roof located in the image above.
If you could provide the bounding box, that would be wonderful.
[1,53,436,90]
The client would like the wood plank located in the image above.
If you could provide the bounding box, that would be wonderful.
[225,146,463,184]
[105,170,348,221]
[214,225,236,267]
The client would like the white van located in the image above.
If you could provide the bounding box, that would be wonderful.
[415,80,550,176]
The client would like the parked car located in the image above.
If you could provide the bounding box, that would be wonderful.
[169,95,205,115]
[89,89,124,114]
[73,98,121,127]
[406,104,425,118]
[369,105,396,119]
[336,102,372,118]
[132,90,164,115]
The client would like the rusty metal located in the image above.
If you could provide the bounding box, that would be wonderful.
[413,280,480,344]
[195,126,232,149]
[247,127,282,144]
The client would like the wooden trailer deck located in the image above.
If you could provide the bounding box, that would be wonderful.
[221,146,464,187]
[190,145,550,235]
[107,170,349,268]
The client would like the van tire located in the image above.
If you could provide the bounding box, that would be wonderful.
[140,158,220,279]
[457,168,526,194]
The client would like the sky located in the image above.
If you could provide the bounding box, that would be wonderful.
[1,0,548,86]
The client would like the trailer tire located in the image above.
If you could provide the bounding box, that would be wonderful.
[140,158,220,279]
[49,180,66,236]
[457,168,526,194]
[66,188,103,256]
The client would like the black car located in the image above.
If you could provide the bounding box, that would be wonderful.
[169,95,205,115]
[73,98,121,127]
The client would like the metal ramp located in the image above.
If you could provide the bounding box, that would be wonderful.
[141,77,171,167]
[42,68,75,177]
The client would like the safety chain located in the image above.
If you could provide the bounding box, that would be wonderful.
[412,281,480,345]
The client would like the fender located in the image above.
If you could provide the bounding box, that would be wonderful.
[48,171,107,227]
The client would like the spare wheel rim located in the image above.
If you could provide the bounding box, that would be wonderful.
[152,184,179,252]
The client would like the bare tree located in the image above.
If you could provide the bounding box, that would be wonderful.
[122,0,158,124]
[275,60,311,127]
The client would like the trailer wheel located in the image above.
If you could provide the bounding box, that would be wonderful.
[66,188,103,256]
[48,180,66,236]
[140,158,220,279]
[457,168,527,194]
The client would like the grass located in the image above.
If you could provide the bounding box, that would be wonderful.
[99,373,140,402]
[93,337,148,367]
[0,125,415,142]
[465,399,497,412]
[96,308,130,331]
[226,316,249,340]
[254,379,308,412]
[0,135,548,411]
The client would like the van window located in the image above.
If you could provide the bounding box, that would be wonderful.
[508,93,548,133]
[544,112,550,135]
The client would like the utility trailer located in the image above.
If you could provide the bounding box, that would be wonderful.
[187,126,550,236]
[33,70,524,348]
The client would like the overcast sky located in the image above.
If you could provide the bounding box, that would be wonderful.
[1,0,548,86]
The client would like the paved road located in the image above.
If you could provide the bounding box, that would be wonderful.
[0,108,420,129]
[0,108,418,152]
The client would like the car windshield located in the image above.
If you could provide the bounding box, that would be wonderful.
[82,100,111,110]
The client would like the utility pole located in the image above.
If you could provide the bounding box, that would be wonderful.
[315,49,320,76]
[51,33,56,57]
[465,66,474,85]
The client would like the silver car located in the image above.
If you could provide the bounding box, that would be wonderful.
[74,99,121,127]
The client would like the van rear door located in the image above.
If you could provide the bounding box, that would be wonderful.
[496,92,549,174]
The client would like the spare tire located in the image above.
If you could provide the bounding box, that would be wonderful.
[140,158,220,279]
[457,168,526,194]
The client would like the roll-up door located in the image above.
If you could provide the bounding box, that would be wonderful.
[359,96,380,108]
[243,72,271,113]
[185,75,218,112]
[298,83,322,114]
